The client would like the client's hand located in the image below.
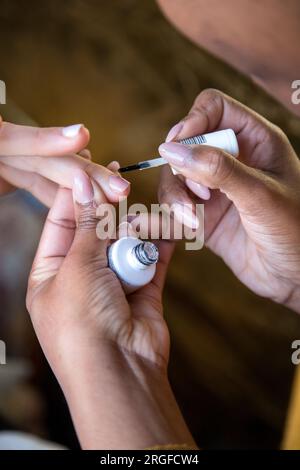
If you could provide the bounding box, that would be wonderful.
[26,171,194,450]
[0,118,130,205]
[159,89,300,313]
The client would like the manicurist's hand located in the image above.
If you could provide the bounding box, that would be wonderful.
[0,117,130,205]
[158,89,300,313]
[26,171,194,450]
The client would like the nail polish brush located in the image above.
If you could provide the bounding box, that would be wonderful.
[119,129,239,174]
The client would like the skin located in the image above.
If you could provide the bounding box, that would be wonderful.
[157,0,300,116]
[1,2,300,441]
[26,173,194,449]
[158,88,300,313]
[0,117,131,205]
[2,89,300,447]
[24,90,300,448]
[0,117,194,448]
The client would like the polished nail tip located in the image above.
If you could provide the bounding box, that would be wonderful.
[109,175,130,193]
[62,124,83,138]
[186,179,211,200]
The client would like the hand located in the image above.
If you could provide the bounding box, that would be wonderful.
[26,171,194,449]
[158,89,300,313]
[0,118,130,205]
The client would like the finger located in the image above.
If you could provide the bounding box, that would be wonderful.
[0,175,15,195]
[0,162,57,207]
[151,240,175,294]
[70,170,109,263]
[165,88,285,171]
[0,122,90,156]
[127,211,195,241]
[157,165,200,229]
[0,154,131,203]
[107,161,120,172]
[185,178,211,200]
[28,187,75,294]
[159,142,270,214]
[79,148,92,160]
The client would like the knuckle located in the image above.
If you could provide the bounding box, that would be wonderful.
[261,123,291,154]
[77,204,98,231]
[206,149,235,184]
[188,88,223,126]
[49,216,76,230]
[270,124,289,145]
[199,88,222,102]
[196,88,222,111]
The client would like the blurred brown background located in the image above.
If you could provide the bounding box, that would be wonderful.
[0,0,300,449]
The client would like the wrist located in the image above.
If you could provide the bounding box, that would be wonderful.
[58,337,195,449]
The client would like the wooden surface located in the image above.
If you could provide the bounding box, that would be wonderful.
[0,0,300,448]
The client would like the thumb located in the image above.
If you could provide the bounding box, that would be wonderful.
[69,170,109,263]
[159,142,270,213]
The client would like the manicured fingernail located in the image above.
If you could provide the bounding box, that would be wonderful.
[185,178,211,200]
[107,160,120,172]
[172,203,199,229]
[82,149,92,160]
[62,124,83,138]
[159,142,191,167]
[73,170,94,204]
[109,175,130,193]
[165,121,184,142]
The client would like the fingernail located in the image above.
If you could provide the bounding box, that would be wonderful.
[62,124,83,138]
[172,203,199,229]
[185,179,211,200]
[165,121,184,142]
[159,142,191,167]
[73,170,94,204]
[79,149,92,160]
[109,175,130,193]
[107,160,121,172]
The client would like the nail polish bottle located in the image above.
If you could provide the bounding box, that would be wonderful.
[108,237,159,294]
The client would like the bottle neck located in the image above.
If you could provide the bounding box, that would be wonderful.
[127,242,159,271]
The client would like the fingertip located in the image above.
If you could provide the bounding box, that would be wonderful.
[185,178,211,200]
[79,148,92,160]
[62,124,90,150]
[107,160,121,172]
[72,169,94,205]
[62,124,83,138]
[108,174,130,196]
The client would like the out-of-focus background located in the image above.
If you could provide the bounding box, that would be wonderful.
[0,0,300,449]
